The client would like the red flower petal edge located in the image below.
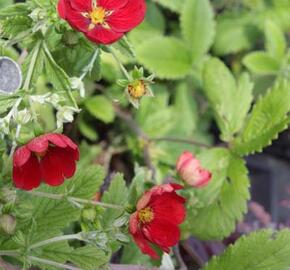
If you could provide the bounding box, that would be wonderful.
[13,133,79,190]
[176,151,212,188]
[129,184,186,259]
[57,0,146,45]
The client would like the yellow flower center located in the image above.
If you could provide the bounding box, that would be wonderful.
[89,7,106,25]
[138,207,154,224]
[128,80,146,99]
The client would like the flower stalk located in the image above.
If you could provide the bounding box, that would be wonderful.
[28,191,124,210]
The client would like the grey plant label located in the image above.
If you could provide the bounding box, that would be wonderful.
[0,56,22,94]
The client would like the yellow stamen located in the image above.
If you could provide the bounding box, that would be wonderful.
[128,80,146,99]
[138,207,154,224]
[89,7,106,25]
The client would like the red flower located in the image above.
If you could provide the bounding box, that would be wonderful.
[176,151,212,188]
[57,0,146,45]
[129,184,186,259]
[13,133,79,191]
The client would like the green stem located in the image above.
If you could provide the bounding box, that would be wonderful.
[28,191,124,210]
[0,250,19,257]
[23,41,42,91]
[108,46,131,80]
[80,48,100,80]
[43,43,79,110]
[29,234,82,250]
[151,137,211,148]
[28,256,80,270]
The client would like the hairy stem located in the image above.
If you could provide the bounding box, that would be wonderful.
[108,47,131,80]
[151,137,212,148]
[29,234,82,250]
[80,48,100,80]
[28,256,80,270]
[27,191,124,210]
[23,41,42,91]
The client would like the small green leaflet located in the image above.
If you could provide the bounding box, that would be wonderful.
[203,58,253,142]
[181,0,215,62]
[136,36,193,79]
[183,150,250,240]
[232,80,290,156]
[203,229,290,270]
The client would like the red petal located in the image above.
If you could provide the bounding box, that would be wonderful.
[86,26,123,44]
[45,133,68,148]
[57,0,67,19]
[107,0,146,32]
[130,228,159,259]
[13,146,31,167]
[143,218,180,249]
[98,0,128,10]
[13,155,41,190]
[150,193,186,225]
[40,147,76,186]
[27,135,49,154]
[70,0,92,11]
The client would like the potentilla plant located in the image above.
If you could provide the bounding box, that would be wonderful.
[0,0,290,270]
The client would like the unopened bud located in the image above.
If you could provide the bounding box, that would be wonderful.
[0,214,16,235]
[82,208,96,222]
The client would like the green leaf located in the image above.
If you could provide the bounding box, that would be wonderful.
[22,42,45,89]
[17,165,105,243]
[101,173,128,228]
[203,229,290,270]
[69,246,110,270]
[183,152,250,240]
[136,36,193,79]
[85,95,115,124]
[243,51,280,75]
[0,93,20,115]
[34,242,110,270]
[43,44,72,93]
[181,0,215,61]
[203,58,253,141]
[128,2,165,48]
[265,20,286,59]
[0,3,29,18]
[213,14,260,55]
[232,80,290,156]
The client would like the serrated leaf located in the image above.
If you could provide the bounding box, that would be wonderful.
[101,173,128,228]
[85,95,115,124]
[17,165,105,243]
[203,58,253,141]
[136,36,193,79]
[203,229,290,270]
[265,20,286,59]
[0,93,20,115]
[183,153,250,240]
[232,80,290,156]
[181,0,215,62]
[243,51,280,75]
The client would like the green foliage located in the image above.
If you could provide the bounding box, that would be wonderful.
[136,37,193,79]
[153,0,184,13]
[101,174,128,228]
[243,52,280,75]
[232,80,290,156]
[183,149,250,240]
[203,229,290,270]
[203,58,253,141]
[85,95,115,124]
[181,0,215,62]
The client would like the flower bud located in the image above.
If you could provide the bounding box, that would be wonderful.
[0,214,16,235]
[82,208,96,222]
[176,151,212,188]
